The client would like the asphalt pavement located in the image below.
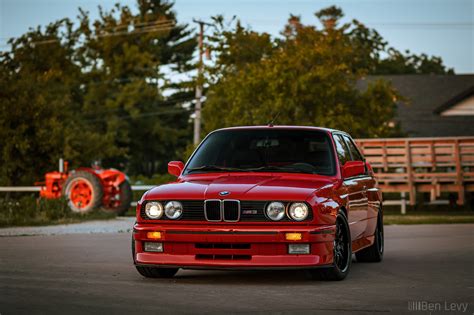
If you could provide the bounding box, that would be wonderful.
[0,224,473,314]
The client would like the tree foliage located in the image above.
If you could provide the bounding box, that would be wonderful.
[0,0,195,185]
[202,6,452,137]
[0,4,454,186]
[75,1,195,175]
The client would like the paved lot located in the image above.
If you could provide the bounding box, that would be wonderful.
[1,224,473,314]
[0,217,135,236]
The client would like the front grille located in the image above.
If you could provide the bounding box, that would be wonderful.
[204,200,221,221]
[223,200,240,222]
[140,200,312,222]
[205,199,240,222]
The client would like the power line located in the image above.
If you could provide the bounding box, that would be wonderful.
[2,23,177,47]
[99,18,175,32]
[95,23,175,38]
[79,96,195,116]
[82,107,192,123]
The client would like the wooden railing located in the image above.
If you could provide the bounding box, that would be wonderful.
[355,137,474,206]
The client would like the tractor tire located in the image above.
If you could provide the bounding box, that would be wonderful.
[102,180,133,216]
[62,171,103,213]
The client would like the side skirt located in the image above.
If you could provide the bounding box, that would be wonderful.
[352,235,375,253]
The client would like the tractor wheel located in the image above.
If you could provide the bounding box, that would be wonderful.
[102,180,133,216]
[62,171,103,213]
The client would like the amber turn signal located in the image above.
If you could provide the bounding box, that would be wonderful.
[146,231,162,239]
[285,232,302,241]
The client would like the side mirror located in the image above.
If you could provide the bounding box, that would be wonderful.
[341,161,366,178]
[168,161,184,177]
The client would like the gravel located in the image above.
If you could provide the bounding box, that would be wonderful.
[0,217,135,236]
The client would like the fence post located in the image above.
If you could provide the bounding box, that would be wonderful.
[401,192,407,215]
[405,140,416,206]
[454,139,465,205]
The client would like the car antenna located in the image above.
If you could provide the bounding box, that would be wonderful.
[267,111,281,127]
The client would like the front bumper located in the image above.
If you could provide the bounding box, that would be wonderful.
[133,223,335,269]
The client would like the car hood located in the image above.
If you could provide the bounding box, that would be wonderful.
[145,173,336,201]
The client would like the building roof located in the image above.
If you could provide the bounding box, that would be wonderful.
[360,75,474,137]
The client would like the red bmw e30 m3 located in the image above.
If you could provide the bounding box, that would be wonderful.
[132,125,384,280]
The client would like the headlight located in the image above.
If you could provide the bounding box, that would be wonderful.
[288,202,309,221]
[164,201,183,219]
[145,202,163,219]
[266,202,286,221]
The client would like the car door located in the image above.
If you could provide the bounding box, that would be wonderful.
[342,134,372,238]
[333,134,366,240]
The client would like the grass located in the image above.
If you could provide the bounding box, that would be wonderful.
[0,195,115,227]
[383,207,474,225]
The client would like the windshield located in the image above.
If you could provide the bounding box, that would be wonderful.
[184,128,336,175]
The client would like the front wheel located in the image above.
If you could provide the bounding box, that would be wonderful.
[135,266,179,278]
[306,210,352,281]
[132,236,179,278]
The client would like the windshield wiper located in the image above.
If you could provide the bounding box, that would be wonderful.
[187,165,246,173]
[244,165,312,174]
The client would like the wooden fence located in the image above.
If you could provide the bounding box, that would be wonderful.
[355,137,474,206]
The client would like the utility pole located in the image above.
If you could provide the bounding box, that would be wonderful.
[192,19,212,145]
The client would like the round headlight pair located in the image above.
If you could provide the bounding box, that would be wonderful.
[265,202,309,221]
[145,201,183,219]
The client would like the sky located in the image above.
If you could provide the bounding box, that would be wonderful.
[1,0,473,73]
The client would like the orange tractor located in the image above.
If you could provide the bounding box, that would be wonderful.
[36,159,132,215]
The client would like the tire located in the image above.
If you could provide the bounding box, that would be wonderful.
[135,266,179,278]
[132,237,179,278]
[102,180,133,215]
[62,171,103,213]
[306,210,352,281]
[132,235,136,263]
[356,210,384,262]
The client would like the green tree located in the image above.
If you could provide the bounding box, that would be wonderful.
[203,8,402,138]
[76,0,196,176]
[374,48,454,74]
[0,0,196,186]
[0,20,116,185]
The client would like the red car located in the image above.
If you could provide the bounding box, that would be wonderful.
[132,126,383,280]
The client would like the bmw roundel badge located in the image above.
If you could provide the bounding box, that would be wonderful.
[219,191,230,196]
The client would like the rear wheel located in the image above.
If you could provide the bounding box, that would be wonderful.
[356,210,384,262]
[102,180,133,215]
[306,210,352,281]
[62,171,103,213]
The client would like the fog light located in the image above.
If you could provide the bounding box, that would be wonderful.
[285,232,302,241]
[146,231,162,239]
[288,244,310,254]
[144,242,163,252]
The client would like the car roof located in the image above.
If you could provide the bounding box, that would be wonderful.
[213,125,346,135]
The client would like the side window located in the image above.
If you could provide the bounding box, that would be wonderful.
[333,135,351,165]
[343,135,364,161]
